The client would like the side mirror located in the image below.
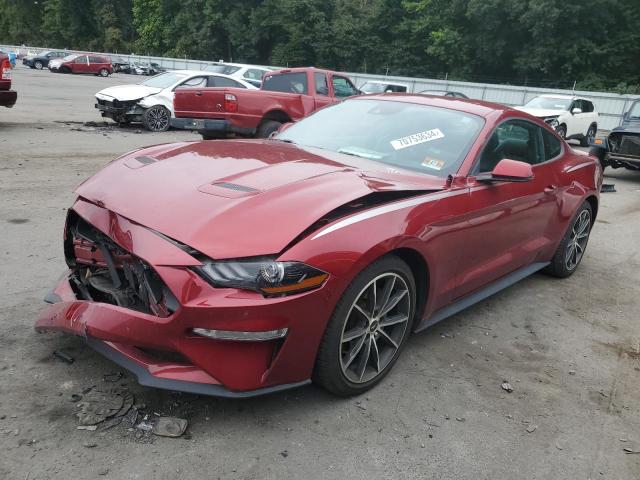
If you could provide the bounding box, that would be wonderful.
[571,107,583,114]
[477,159,534,183]
[623,111,629,120]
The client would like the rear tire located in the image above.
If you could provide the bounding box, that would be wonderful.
[98,68,109,77]
[544,201,593,278]
[314,255,416,396]
[142,105,171,132]
[256,120,282,138]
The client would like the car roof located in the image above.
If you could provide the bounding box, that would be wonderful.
[352,93,511,118]
[539,94,592,101]
[363,80,408,86]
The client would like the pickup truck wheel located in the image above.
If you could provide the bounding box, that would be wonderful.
[34,61,43,70]
[142,106,171,132]
[256,120,282,138]
[200,131,226,140]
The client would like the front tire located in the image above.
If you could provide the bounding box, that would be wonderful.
[544,201,593,278]
[142,105,171,132]
[556,124,567,140]
[314,255,415,396]
[580,124,597,147]
[34,61,43,70]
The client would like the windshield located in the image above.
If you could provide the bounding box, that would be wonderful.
[277,99,484,177]
[61,54,78,61]
[140,72,188,88]
[524,97,571,110]
[628,100,640,119]
[203,64,241,75]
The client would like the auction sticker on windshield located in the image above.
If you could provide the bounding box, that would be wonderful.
[390,128,444,150]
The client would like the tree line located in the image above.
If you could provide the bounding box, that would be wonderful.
[1,0,639,92]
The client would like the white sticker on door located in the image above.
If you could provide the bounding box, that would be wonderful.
[390,128,444,150]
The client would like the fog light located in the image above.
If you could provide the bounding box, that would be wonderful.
[192,327,288,342]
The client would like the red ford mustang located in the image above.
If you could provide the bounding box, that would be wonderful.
[36,95,602,397]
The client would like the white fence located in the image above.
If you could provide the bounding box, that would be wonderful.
[4,44,638,130]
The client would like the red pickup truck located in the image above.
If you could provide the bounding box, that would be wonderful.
[171,67,360,139]
[0,54,17,108]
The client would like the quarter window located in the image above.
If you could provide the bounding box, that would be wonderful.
[209,76,246,88]
[476,120,545,172]
[182,77,207,88]
[243,69,267,81]
[542,129,562,160]
[315,73,329,95]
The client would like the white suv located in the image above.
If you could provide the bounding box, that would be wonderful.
[201,62,273,88]
[516,95,598,146]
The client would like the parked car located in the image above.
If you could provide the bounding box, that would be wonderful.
[36,94,601,398]
[590,98,640,171]
[49,54,113,77]
[419,90,469,99]
[134,62,166,76]
[202,62,273,88]
[360,81,408,93]
[515,95,598,146]
[0,54,17,108]
[95,70,257,132]
[172,67,360,139]
[110,57,135,74]
[22,50,67,70]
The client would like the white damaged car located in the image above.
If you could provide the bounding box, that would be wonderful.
[94,70,257,132]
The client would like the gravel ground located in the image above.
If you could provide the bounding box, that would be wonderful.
[1,66,639,480]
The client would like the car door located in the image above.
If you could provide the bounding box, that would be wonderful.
[569,99,588,136]
[453,119,563,300]
[169,76,210,116]
[72,55,88,74]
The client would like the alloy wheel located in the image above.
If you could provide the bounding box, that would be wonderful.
[146,106,170,132]
[340,273,411,384]
[565,209,591,271]
[35,61,43,70]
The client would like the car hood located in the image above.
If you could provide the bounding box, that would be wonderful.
[95,84,163,102]
[514,107,563,118]
[614,118,640,134]
[75,140,446,259]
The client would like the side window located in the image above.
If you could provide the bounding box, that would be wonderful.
[74,56,87,64]
[476,120,544,173]
[181,77,207,88]
[332,76,358,98]
[583,101,594,113]
[88,56,102,64]
[315,73,329,95]
[542,129,562,160]
[209,76,246,88]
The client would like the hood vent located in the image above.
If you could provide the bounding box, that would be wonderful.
[198,181,260,198]
[124,156,157,169]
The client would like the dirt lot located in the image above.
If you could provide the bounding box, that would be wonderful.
[1,66,639,480]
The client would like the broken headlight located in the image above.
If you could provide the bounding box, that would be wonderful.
[543,116,560,129]
[196,258,328,296]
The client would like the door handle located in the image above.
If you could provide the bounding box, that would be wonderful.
[195,91,203,97]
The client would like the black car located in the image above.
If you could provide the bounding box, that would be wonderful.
[22,50,67,70]
[591,99,640,171]
[419,90,469,99]
[111,57,135,74]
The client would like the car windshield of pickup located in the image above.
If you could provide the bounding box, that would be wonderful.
[262,72,308,94]
[524,96,571,110]
[276,98,484,177]
[140,72,188,88]
[628,100,640,119]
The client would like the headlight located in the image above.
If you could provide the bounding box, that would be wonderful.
[195,258,328,296]
[543,116,560,128]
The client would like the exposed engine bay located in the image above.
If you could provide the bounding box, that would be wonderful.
[64,211,177,317]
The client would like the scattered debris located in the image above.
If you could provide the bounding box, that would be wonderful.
[136,422,153,432]
[53,351,74,364]
[526,424,538,433]
[355,402,367,411]
[455,417,466,422]
[600,184,616,193]
[152,417,188,438]
[98,468,109,476]
[103,372,123,383]
[83,442,97,448]
[76,389,133,426]
[555,439,564,450]
[501,382,514,393]
[69,394,82,402]
[77,425,98,431]
[623,447,640,454]
[568,370,576,375]
[280,450,289,458]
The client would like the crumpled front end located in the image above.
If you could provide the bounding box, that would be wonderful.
[606,130,640,169]
[35,198,337,396]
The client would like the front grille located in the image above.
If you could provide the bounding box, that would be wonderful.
[609,132,640,157]
[65,211,177,317]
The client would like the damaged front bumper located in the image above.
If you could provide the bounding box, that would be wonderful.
[95,97,144,122]
[35,199,334,397]
[593,133,640,170]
